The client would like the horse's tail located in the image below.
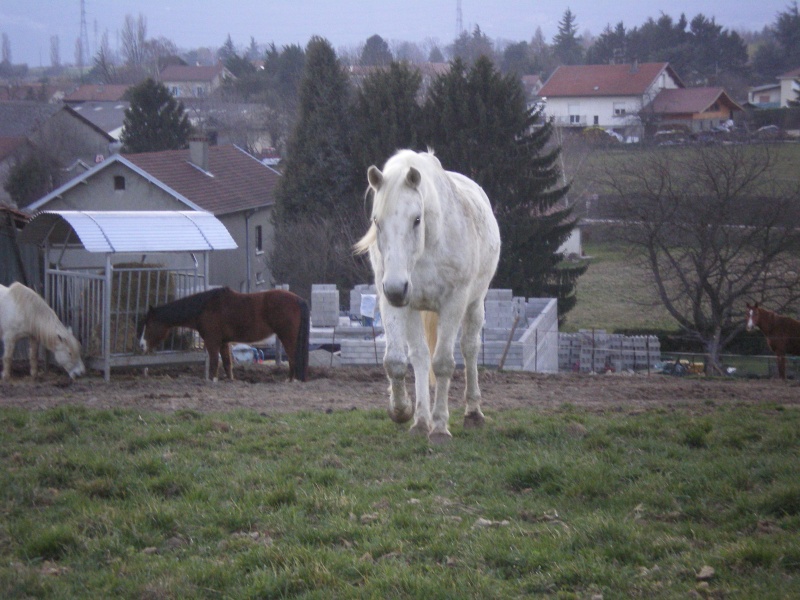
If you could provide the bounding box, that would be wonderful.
[423,310,438,387]
[294,297,310,382]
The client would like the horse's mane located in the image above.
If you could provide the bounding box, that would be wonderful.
[354,150,444,254]
[151,287,229,324]
[7,283,77,351]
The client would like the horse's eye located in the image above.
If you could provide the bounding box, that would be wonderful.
[373,217,381,232]
[413,216,421,227]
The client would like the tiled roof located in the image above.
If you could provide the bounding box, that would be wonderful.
[124,144,279,216]
[779,67,800,79]
[0,101,62,136]
[63,84,129,102]
[0,101,113,141]
[0,136,30,161]
[70,102,129,137]
[538,62,681,97]
[647,87,743,115]
[160,64,225,82]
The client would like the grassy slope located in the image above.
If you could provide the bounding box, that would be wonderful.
[562,242,675,333]
[562,142,800,334]
[1,405,798,598]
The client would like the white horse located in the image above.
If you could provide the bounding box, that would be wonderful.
[354,150,501,443]
[0,282,85,381]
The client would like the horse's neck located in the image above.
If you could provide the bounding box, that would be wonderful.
[758,310,781,334]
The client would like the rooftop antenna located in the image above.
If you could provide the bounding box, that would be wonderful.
[456,0,463,38]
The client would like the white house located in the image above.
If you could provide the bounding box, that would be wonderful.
[537,62,683,140]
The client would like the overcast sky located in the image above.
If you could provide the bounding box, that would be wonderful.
[2,0,788,67]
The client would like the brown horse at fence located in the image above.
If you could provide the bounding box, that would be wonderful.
[139,287,309,382]
[746,302,800,379]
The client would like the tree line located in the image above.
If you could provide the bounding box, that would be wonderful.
[267,37,586,319]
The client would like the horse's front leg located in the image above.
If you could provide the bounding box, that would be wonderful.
[777,353,787,379]
[220,343,234,380]
[460,299,486,429]
[405,310,432,436]
[381,301,414,424]
[28,337,39,378]
[205,341,221,382]
[428,307,461,444]
[1,335,15,381]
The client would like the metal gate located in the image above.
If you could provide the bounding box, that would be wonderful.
[45,263,207,381]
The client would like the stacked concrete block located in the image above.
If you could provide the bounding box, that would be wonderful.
[350,284,377,318]
[340,338,385,366]
[484,288,515,328]
[311,284,339,328]
[558,331,661,372]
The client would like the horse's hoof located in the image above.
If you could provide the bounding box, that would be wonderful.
[428,430,453,445]
[463,411,485,429]
[387,406,414,424]
[409,422,430,436]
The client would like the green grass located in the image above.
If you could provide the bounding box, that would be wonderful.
[564,241,675,333]
[2,404,799,598]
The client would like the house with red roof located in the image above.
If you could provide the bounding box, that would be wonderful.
[160,64,234,99]
[643,87,742,132]
[748,67,800,109]
[537,62,741,140]
[26,139,279,292]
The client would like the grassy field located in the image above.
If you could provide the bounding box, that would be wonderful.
[2,404,799,598]
[562,241,676,334]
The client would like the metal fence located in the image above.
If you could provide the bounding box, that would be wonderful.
[45,263,207,380]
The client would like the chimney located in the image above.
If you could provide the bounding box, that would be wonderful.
[189,135,209,171]
[630,59,639,74]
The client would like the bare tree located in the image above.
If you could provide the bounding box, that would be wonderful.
[50,35,60,70]
[2,33,11,64]
[601,143,800,373]
[121,14,147,77]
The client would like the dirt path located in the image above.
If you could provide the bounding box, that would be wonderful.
[2,359,798,415]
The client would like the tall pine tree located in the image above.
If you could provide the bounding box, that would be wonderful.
[271,37,366,297]
[273,36,354,222]
[351,62,422,177]
[121,78,191,153]
[422,56,585,316]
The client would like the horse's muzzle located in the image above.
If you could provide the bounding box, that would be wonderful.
[383,280,409,307]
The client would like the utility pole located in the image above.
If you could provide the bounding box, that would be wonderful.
[79,0,90,74]
[456,0,463,38]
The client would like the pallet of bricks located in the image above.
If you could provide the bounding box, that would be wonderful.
[558,330,660,373]
[482,289,527,367]
[311,284,339,328]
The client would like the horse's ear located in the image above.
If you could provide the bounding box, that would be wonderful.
[406,167,421,189]
[367,165,383,191]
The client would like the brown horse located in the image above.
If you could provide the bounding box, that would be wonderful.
[746,302,800,379]
[139,287,309,382]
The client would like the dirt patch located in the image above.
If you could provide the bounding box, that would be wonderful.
[2,357,798,415]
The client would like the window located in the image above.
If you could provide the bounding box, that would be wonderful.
[255,225,263,253]
[613,102,627,116]
[114,175,125,191]
[171,86,179,97]
[196,86,205,97]
[593,116,599,125]
[569,114,581,124]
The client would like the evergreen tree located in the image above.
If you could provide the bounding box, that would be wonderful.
[4,154,59,208]
[422,56,585,316]
[552,9,584,65]
[273,36,354,222]
[121,78,191,153]
[360,34,393,66]
[449,25,495,66]
[351,62,422,175]
[271,37,366,296]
